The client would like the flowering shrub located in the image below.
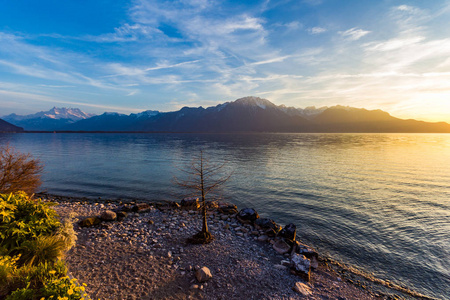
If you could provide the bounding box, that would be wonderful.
[0,192,61,251]
[0,192,86,299]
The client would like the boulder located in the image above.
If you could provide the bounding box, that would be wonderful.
[180,197,200,210]
[254,218,282,236]
[217,202,238,215]
[78,217,101,228]
[195,266,212,283]
[278,223,296,243]
[273,240,291,255]
[236,208,259,224]
[291,254,311,282]
[292,282,312,296]
[132,203,151,212]
[293,242,319,269]
[100,210,117,221]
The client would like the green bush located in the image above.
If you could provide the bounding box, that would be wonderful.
[0,192,86,299]
[0,192,60,254]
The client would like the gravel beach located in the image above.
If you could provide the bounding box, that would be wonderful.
[43,194,417,300]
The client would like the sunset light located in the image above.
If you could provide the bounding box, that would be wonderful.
[0,1,449,122]
[1,2,449,300]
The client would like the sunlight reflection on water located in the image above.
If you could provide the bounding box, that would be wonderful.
[1,132,449,299]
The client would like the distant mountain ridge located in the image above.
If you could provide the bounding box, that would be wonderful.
[3,97,450,133]
[2,107,96,131]
[0,119,24,132]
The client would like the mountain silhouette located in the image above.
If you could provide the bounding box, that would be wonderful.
[5,97,450,133]
[2,107,95,131]
[0,119,24,132]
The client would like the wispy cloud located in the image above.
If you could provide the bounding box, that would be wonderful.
[338,27,370,40]
[308,27,327,35]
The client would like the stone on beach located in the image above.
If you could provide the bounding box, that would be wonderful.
[273,240,291,255]
[116,211,128,221]
[132,203,151,212]
[236,208,259,224]
[195,266,213,283]
[180,197,200,210]
[293,242,319,269]
[100,210,117,221]
[254,218,282,236]
[217,202,238,215]
[293,282,313,296]
[79,216,101,227]
[278,223,296,244]
[291,253,311,282]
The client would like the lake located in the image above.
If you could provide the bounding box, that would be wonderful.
[1,132,449,299]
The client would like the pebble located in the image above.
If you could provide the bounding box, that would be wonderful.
[44,195,383,300]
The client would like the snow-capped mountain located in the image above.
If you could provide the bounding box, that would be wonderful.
[4,107,95,121]
[4,97,450,132]
[2,107,96,131]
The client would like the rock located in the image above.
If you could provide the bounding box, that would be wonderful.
[278,223,296,243]
[293,242,319,269]
[217,202,238,215]
[274,264,287,271]
[292,282,312,296]
[132,203,151,212]
[79,217,101,227]
[116,211,127,221]
[180,197,200,210]
[281,260,291,267]
[273,240,291,255]
[100,210,117,221]
[254,218,282,236]
[291,254,311,282]
[195,267,212,283]
[257,235,269,242]
[236,208,259,224]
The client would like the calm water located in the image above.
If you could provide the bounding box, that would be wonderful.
[1,133,449,299]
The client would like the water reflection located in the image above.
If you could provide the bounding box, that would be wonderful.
[1,132,449,299]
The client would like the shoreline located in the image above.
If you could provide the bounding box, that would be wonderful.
[37,192,433,300]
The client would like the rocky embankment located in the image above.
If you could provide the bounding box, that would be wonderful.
[41,194,410,300]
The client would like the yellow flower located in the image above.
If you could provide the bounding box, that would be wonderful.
[82,283,87,287]
[49,270,56,275]
[40,298,45,300]
[67,289,74,295]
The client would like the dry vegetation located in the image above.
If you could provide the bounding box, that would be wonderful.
[0,145,43,194]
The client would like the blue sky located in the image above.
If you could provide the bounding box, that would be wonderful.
[1,0,450,122]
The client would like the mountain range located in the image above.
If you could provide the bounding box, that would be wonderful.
[2,97,450,133]
[0,119,23,132]
[2,107,95,131]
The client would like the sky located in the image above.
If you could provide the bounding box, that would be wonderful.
[0,0,450,123]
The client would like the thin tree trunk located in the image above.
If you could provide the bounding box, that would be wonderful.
[200,151,208,234]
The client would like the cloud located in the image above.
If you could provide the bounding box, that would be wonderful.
[86,23,165,43]
[0,89,143,113]
[308,27,327,35]
[364,37,425,52]
[338,27,370,41]
[249,55,291,66]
